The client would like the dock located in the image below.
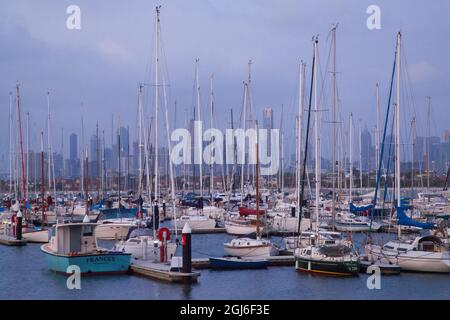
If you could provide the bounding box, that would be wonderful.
[192,255,295,269]
[170,227,226,234]
[130,260,200,283]
[0,235,28,246]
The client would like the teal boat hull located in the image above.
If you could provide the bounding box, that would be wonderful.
[41,247,131,274]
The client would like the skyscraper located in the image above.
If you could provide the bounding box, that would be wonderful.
[90,134,98,162]
[263,107,273,130]
[361,128,374,171]
[263,107,274,155]
[70,133,78,160]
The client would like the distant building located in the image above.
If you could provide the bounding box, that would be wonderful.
[90,134,99,162]
[361,128,375,171]
[263,107,274,155]
[70,133,78,160]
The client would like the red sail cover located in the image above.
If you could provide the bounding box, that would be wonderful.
[238,207,266,216]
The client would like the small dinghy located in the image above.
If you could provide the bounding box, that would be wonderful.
[209,257,269,270]
[358,257,401,275]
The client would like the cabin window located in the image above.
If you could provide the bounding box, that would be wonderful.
[421,242,436,252]
[306,250,311,255]
[83,225,93,236]
[384,245,394,250]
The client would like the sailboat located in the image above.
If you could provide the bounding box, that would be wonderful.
[365,33,450,273]
[22,131,51,243]
[173,59,216,231]
[114,7,180,262]
[224,121,276,258]
[270,62,316,234]
[225,66,268,236]
[294,36,359,276]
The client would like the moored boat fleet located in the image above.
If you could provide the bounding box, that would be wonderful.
[1,8,449,282]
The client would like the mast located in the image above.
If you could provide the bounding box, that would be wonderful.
[209,74,214,203]
[47,92,56,196]
[313,38,320,233]
[102,130,106,198]
[426,96,431,190]
[296,62,306,217]
[349,113,353,202]
[85,150,89,216]
[16,84,27,209]
[247,60,254,188]
[80,111,84,195]
[61,127,64,189]
[152,5,162,236]
[9,92,13,195]
[359,121,363,193]
[158,6,178,236]
[395,32,401,209]
[296,37,316,234]
[280,105,284,195]
[375,83,381,183]
[240,82,248,207]
[138,84,144,197]
[331,24,337,231]
[118,119,121,209]
[255,121,260,238]
[26,112,30,200]
[96,122,100,198]
[411,117,416,192]
[195,58,202,198]
[126,126,130,192]
[41,132,45,227]
[154,6,161,207]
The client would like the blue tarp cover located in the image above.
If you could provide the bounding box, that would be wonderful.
[396,206,434,229]
[349,203,373,213]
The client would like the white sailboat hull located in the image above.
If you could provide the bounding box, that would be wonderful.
[224,221,264,235]
[366,244,450,273]
[224,243,271,258]
[115,239,177,262]
[172,217,216,231]
[22,229,51,243]
[271,216,314,233]
[335,223,371,232]
[94,224,133,240]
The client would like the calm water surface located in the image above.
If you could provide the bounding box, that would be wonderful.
[1,227,449,300]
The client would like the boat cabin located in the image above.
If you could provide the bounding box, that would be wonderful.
[49,223,99,255]
[415,236,447,253]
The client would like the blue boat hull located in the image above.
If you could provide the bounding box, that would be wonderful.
[41,247,131,274]
[209,257,268,269]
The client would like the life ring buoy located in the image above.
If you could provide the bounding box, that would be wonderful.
[157,227,171,241]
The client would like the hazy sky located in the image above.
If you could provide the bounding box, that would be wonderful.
[1,0,449,172]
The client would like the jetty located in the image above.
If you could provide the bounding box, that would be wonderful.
[130,259,200,284]
[0,235,27,246]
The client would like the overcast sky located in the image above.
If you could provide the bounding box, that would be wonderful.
[1,0,449,172]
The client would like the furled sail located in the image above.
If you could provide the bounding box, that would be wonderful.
[396,206,434,229]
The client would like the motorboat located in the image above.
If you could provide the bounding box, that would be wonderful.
[40,219,131,274]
